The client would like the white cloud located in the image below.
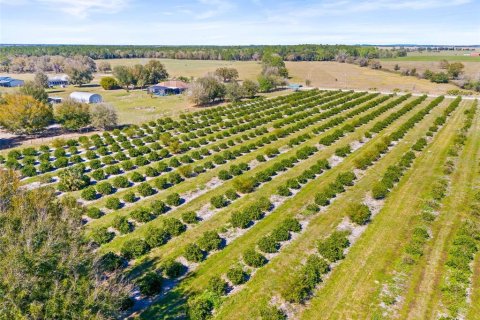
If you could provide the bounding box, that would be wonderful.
[194,0,235,19]
[269,0,472,19]
[37,0,130,18]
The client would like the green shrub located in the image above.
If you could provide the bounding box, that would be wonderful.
[137,272,162,296]
[113,216,131,234]
[81,187,97,201]
[178,165,193,178]
[230,211,252,229]
[161,259,184,278]
[112,176,130,189]
[243,248,267,268]
[259,305,287,320]
[54,157,69,168]
[168,172,183,185]
[314,192,330,206]
[277,185,292,197]
[233,177,256,193]
[347,203,372,225]
[218,170,232,181]
[187,296,214,320]
[105,197,121,210]
[145,226,170,248]
[121,160,134,171]
[21,165,37,177]
[86,207,102,219]
[184,243,205,262]
[166,193,182,206]
[162,218,186,236]
[96,182,114,195]
[131,207,153,223]
[336,171,356,186]
[271,226,290,242]
[372,182,389,199]
[207,276,228,296]
[145,166,159,177]
[257,197,272,212]
[227,265,248,285]
[198,231,222,252]
[98,252,124,272]
[210,195,228,208]
[137,182,155,197]
[258,236,280,253]
[225,189,239,201]
[282,218,302,232]
[121,238,149,259]
[317,231,350,262]
[130,171,145,182]
[91,227,114,244]
[182,211,199,224]
[286,179,301,189]
[335,145,352,157]
[123,192,136,203]
[91,169,106,181]
[88,160,104,171]
[151,200,168,215]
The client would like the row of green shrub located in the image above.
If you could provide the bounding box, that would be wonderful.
[281,231,350,303]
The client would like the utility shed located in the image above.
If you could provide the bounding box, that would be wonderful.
[70,92,102,104]
[0,76,24,87]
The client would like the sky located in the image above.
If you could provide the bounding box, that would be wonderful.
[0,0,479,45]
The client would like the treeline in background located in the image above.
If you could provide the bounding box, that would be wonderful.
[0,44,405,61]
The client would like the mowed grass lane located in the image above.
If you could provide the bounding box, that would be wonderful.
[142,97,450,318]
[299,100,468,320]
[401,100,480,319]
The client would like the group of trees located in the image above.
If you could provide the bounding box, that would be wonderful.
[187,67,260,106]
[422,61,465,84]
[0,54,96,81]
[0,170,131,319]
[55,98,118,131]
[187,55,290,106]
[0,81,117,135]
[111,60,169,90]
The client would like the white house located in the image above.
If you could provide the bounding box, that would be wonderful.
[70,92,102,104]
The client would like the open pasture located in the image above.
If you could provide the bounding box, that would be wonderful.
[3,87,479,319]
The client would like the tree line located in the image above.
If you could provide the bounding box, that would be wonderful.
[0,44,388,62]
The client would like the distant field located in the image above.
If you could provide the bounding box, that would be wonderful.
[96,58,262,80]
[285,61,459,94]
[381,60,480,79]
[381,55,480,62]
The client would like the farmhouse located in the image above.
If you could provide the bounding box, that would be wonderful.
[0,76,24,87]
[147,80,189,96]
[70,92,102,104]
[48,75,69,87]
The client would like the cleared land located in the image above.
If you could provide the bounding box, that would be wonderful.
[3,87,479,319]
